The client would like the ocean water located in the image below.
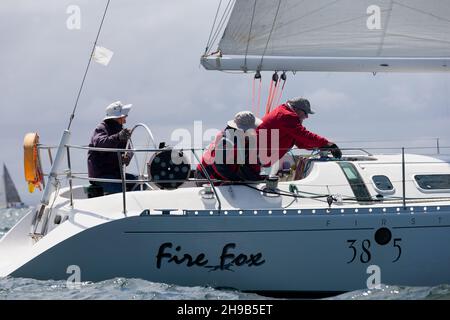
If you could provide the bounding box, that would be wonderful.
[0,208,449,300]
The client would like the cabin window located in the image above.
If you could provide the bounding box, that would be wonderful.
[415,174,450,190]
[372,175,394,191]
[338,162,372,202]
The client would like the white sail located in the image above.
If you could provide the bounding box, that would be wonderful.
[0,167,5,209]
[0,164,24,209]
[201,0,450,72]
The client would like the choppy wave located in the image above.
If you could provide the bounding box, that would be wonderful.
[1,208,449,300]
[0,208,31,237]
[0,277,266,300]
[329,284,450,300]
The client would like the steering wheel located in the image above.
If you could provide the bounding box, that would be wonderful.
[125,123,158,191]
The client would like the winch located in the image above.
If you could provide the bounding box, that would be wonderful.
[147,148,191,190]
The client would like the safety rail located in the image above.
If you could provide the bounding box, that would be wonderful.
[35,143,450,216]
[38,144,223,215]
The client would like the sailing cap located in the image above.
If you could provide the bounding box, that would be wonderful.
[227,111,263,131]
[104,101,132,120]
[287,97,315,114]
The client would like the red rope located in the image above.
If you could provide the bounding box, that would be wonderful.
[265,77,274,115]
[275,79,286,106]
[266,72,279,114]
[269,77,280,112]
[256,77,262,117]
[251,77,256,114]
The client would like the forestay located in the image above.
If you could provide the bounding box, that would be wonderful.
[201,0,450,72]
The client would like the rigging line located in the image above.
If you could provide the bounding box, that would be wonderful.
[258,0,282,71]
[268,73,280,112]
[205,0,223,55]
[336,137,443,143]
[274,72,287,107]
[283,197,298,209]
[377,0,394,57]
[256,75,262,117]
[243,0,258,72]
[265,75,275,115]
[208,0,235,53]
[67,0,111,131]
[251,77,256,114]
[243,183,327,199]
[271,72,285,110]
[210,0,235,49]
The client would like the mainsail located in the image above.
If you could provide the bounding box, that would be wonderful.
[0,164,23,209]
[201,0,450,72]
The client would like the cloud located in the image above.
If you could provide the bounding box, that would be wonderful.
[305,88,352,112]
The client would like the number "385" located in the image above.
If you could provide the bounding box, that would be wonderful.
[346,238,402,263]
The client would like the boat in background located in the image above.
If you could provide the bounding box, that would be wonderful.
[0,164,26,209]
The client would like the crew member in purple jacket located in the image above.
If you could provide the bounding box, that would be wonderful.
[87,101,136,194]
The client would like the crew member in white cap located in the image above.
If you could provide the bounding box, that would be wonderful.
[196,111,263,184]
[87,101,136,194]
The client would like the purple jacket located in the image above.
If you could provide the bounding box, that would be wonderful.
[87,120,127,178]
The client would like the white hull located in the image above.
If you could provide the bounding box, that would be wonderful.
[1,196,450,293]
[1,154,450,295]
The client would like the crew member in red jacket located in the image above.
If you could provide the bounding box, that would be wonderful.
[257,97,341,167]
[196,111,263,184]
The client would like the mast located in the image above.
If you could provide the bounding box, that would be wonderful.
[32,0,111,237]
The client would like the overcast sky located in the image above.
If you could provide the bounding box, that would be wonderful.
[1,0,449,204]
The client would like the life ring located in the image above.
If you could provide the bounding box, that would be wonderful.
[23,133,44,193]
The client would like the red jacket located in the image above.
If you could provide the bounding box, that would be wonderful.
[257,104,330,166]
[197,129,261,181]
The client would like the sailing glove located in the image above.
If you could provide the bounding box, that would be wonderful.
[118,128,132,141]
[329,143,342,159]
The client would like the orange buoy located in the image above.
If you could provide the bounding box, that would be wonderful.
[24,133,44,193]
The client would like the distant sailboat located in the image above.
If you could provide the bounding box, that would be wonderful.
[0,164,25,209]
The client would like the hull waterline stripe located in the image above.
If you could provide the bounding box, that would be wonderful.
[124,225,450,234]
[392,224,450,229]
[124,227,375,234]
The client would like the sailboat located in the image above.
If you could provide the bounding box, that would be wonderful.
[0,0,449,297]
[0,164,25,209]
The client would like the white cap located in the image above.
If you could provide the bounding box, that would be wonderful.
[227,111,263,132]
[104,101,132,120]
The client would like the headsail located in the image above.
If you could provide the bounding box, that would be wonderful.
[4,165,22,205]
[0,167,5,209]
[201,0,450,72]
